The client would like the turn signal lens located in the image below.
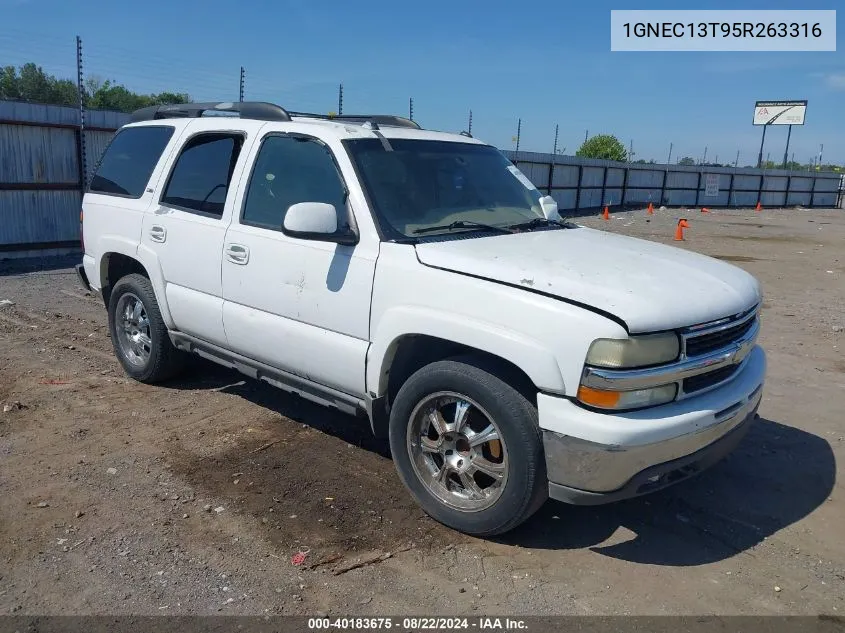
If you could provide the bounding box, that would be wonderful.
[577,384,677,410]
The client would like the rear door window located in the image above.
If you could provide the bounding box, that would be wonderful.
[89,126,174,198]
[160,133,244,217]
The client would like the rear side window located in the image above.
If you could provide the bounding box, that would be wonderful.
[89,126,174,198]
[161,133,244,217]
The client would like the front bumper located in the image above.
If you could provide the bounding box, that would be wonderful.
[541,345,765,505]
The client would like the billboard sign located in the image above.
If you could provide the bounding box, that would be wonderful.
[753,100,807,125]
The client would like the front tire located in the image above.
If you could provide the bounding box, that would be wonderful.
[107,273,185,383]
[389,357,547,536]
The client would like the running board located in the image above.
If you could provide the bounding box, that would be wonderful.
[168,331,365,417]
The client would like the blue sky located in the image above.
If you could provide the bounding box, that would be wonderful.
[2,0,843,164]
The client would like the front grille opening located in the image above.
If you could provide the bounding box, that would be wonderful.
[686,317,755,357]
[683,364,739,394]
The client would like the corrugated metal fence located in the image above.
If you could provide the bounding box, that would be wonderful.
[0,101,129,253]
[503,150,843,212]
[0,100,842,254]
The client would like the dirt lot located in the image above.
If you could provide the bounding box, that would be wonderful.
[0,207,843,616]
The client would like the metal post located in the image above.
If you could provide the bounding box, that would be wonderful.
[515,118,521,153]
[409,97,414,122]
[782,124,792,169]
[239,66,245,102]
[468,110,472,135]
[695,171,702,207]
[667,142,673,165]
[728,173,735,207]
[575,165,583,210]
[621,165,629,207]
[756,124,768,168]
[549,124,558,195]
[600,165,609,209]
[338,83,343,115]
[75,35,87,190]
[818,143,824,167]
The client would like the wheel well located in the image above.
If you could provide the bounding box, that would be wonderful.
[386,335,538,408]
[101,253,149,305]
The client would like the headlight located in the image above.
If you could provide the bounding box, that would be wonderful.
[585,332,680,369]
[577,383,678,410]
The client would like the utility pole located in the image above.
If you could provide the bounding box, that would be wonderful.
[338,83,343,115]
[75,35,87,189]
[553,124,559,157]
[702,146,708,165]
[515,118,522,152]
[756,124,768,168]
[239,66,245,102]
[818,143,824,167]
[468,109,472,135]
[584,129,589,143]
[629,139,634,162]
[781,124,792,169]
[667,142,673,165]
[409,97,414,122]
[735,150,740,168]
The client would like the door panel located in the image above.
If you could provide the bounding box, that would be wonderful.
[141,131,246,346]
[221,133,376,397]
[222,227,374,396]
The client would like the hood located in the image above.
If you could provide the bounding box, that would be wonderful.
[414,227,761,332]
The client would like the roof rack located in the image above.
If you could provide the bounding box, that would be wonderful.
[130,101,291,123]
[289,112,422,130]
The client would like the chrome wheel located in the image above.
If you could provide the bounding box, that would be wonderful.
[406,392,508,512]
[114,292,152,367]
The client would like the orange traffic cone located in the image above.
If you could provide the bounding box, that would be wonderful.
[701,207,710,213]
[647,202,654,215]
[674,218,690,241]
[602,206,610,220]
[755,201,762,212]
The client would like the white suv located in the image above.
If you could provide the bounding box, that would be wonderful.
[78,101,766,536]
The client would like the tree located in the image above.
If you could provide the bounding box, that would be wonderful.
[0,63,77,106]
[576,134,627,161]
[0,63,190,112]
[677,156,696,166]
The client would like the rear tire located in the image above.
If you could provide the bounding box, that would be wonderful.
[107,273,185,383]
[388,356,547,536]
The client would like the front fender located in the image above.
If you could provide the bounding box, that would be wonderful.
[366,305,566,397]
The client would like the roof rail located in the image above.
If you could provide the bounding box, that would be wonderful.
[289,112,422,130]
[130,101,291,123]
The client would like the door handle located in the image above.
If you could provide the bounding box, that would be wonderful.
[149,225,167,243]
[225,243,249,265]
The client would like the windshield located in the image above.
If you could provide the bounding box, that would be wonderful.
[345,139,545,239]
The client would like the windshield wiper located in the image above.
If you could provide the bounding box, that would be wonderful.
[413,220,514,235]
[507,217,573,231]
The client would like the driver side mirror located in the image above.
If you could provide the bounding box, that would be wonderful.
[538,195,560,220]
[282,202,358,245]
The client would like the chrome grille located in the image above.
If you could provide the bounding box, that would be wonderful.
[683,306,759,359]
[683,364,740,394]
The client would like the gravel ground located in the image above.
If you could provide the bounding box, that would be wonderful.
[0,206,843,616]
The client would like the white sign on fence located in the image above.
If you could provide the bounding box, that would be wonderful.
[704,174,720,196]
[753,100,807,125]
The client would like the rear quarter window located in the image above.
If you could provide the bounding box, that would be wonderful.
[89,126,174,198]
